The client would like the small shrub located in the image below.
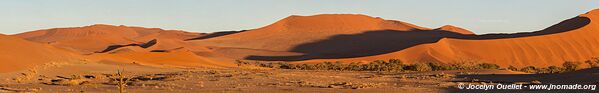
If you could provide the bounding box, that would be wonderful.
[347,62,362,71]
[563,61,581,72]
[478,63,500,69]
[507,65,518,71]
[388,59,403,65]
[279,62,295,69]
[405,63,432,71]
[331,61,345,71]
[234,60,251,67]
[546,66,563,73]
[428,63,456,71]
[585,57,599,67]
[520,66,538,73]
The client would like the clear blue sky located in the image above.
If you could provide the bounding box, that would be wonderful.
[1,0,598,34]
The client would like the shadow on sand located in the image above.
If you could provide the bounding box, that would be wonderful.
[186,30,246,41]
[245,16,590,61]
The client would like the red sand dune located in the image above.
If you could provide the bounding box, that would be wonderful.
[191,9,599,68]
[88,46,233,68]
[190,14,433,51]
[0,34,81,72]
[7,9,599,69]
[189,14,471,59]
[298,9,599,67]
[14,24,203,54]
[10,24,235,69]
[435,25,474,35]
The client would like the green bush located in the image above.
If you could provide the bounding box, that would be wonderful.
[279,62,295,69]
[404,63,431,71]
[428,63,456,71]
[520,66,538,73]
[252,59,504,72]
[546,66,563,73]
[585,57,599,67]
[563,61,581,72]
[347,62,362,71]
[507,65,518,71]
[478,63,500,69]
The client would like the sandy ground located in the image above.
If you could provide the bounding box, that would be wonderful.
[0,62,451,93]
[3,61,597,93]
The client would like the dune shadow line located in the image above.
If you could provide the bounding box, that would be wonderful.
[245,16,590,61]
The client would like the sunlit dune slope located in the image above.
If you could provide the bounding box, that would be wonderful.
[0,34,81,72]
[190,14,436,51]
[189,14,473,59]
[89,46,234,68]
[14,24,203,54]
[299,9,599,67]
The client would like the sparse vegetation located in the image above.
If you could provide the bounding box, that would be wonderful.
[519,66,538,73]
[240,59,505,72]
[509,61,586,74]
[563,61,582,72]
[507,65,518,71]
[405,63,432,71]
[546,66,564,73]
[237,58,599,74]
[235,60,251,67]
[113,69,132,93]
[478,63,500,69]
[584,57,599,67]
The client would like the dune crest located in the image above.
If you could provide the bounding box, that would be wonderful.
[14,24,202,54]
[435,25,474,35]
[190,14,434,53]
[7,9,599,69]
[297,9,599,67]
[189,9,599,68]
[0,35,81,72]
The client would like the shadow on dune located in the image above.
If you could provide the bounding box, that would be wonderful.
[246,16,590,61]
[96,39,157,53]
[186,30,246,41]
[445,68,599,93]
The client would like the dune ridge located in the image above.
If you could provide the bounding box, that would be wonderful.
[190,14,457,52]
[0,34,81,72]
[14,24,202,54]
[296,9,599,67]
[435,25,474,35]
[6,9,599,70]
[190,9,599,67]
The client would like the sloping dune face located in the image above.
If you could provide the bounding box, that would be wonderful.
[14,24,202,54]
[12,24,234,68]
[0,34,80,72]
[193,9,599,68]
[418,9,599,67]
[300,9,599,67]
[91,46,232,68]
[191,14,431,51]
[435,25,474,35]
[189,14,474,60]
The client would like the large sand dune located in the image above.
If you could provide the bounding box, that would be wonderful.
[14,24,203,54]
[10,25,235,70]
[189,14,473,60]
[0,34,81,72]
[190,9,599,68]
[297,9,599,67]
[7,9,599,69]
[190,14,439,51]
